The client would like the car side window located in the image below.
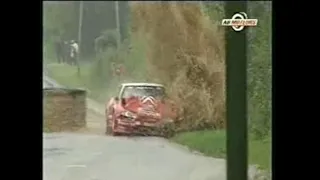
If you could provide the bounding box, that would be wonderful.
[118,85,124,98]
[122,86,135,98]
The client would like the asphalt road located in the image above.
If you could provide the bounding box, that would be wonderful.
[43,75,259,180]
[43,132,231,180]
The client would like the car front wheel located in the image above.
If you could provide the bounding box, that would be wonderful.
[106,121,113,135]
[160,123,176,138]
[106,117,119,136]
[105,109,114,135]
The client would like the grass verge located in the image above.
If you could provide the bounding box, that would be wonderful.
[171,130,271,171]
[45,63,112,103]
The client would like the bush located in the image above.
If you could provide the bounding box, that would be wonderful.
[88,32,148,91]
[90,49,116,88]
[131,2,272,138]
[131,3,226,131]
[247,2,272,139]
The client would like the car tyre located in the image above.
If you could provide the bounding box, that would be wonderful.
[106,123,113,135]
[106,119,119,136]
[106,109,115,136]
[161,123,176,138]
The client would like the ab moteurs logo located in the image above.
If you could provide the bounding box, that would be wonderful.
[221,12,258,32]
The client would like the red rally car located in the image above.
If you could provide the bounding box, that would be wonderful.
[105,83,178,137]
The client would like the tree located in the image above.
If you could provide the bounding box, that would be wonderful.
[43,1,78,42]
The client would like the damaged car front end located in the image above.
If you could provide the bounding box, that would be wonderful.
[113,107,175,137]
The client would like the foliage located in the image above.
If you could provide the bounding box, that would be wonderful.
[203,2,272,139]
[94,29,120,51]
[131,3,226,131]
[247,2,272,139]
[43,1,130,58]
[202,2,225,24]
[43,1,78,62]
[43,1,78,42]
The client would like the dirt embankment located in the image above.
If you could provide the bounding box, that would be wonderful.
[131,3,226,130]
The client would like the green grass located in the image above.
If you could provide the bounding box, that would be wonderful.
[171,130,271,171]
[47,63,92,87]
[46,63,112,103]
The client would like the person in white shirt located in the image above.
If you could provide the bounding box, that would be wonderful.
[69,40,79,66]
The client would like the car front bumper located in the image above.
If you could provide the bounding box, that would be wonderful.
[114,118,175,135]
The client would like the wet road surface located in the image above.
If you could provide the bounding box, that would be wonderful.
[43,132,228,180]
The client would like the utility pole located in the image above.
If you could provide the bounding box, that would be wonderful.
[225,2,248,180]
[115,1,121,50]
[78,1,83,55]
[77,1,84,76]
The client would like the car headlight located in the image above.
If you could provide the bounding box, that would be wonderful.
[120,111,137,120]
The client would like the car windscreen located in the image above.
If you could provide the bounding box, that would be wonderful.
[122,86,165,99]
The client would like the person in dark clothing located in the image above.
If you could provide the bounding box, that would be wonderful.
[54,40,64,64]
[61,40,76,65]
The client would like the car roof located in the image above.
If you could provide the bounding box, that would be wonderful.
[121,83,164,87]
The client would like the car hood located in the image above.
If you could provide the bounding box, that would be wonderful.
[123,96,175,119]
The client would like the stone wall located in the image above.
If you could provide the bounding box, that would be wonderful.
[43,88,87,132]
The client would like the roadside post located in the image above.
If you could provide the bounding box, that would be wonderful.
[225,1,248,180]
[77,1,84,77]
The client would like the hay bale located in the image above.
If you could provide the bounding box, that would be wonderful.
[43,88,87,132]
